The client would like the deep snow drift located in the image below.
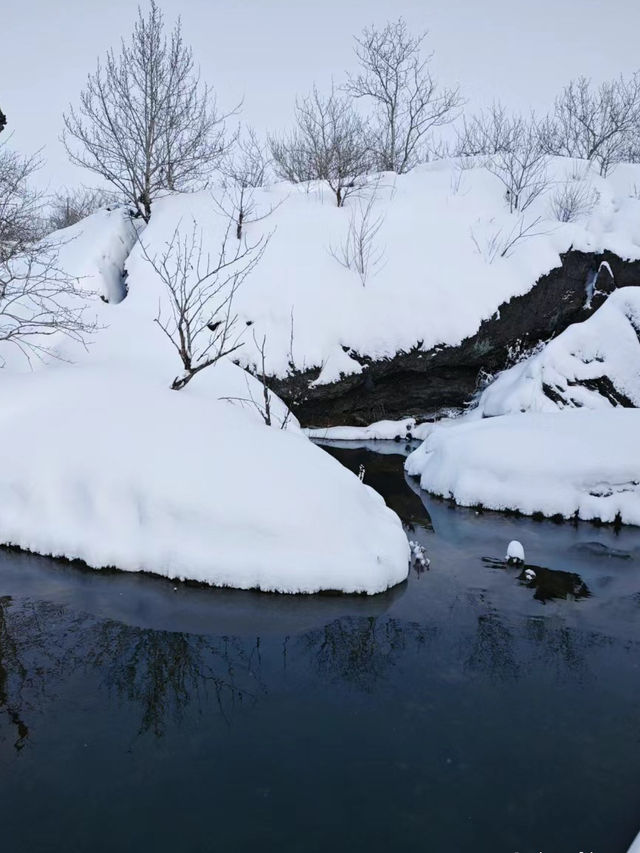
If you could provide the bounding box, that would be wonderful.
[405,410,640,526]
[0,208,409,593]
[475,287,640,416]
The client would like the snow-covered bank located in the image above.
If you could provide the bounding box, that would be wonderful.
[306,417,433,442]
[405,410,640,526]
[0,204,410,594]
[476,287,640,416]
[134,159,640,385]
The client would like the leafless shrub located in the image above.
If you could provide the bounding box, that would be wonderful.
[0,242,98,368]
[270,86,372,206]
[548,179,598,222]
[346,18,461,173]
[63,1,235,222]
[455,102,515,157]
[221,331,293,429]
[457,104,548,213]
[471,215,546,263]
[0,140,97,367]
[47,187,117,232]
[330,186,385,285]
[539,74,640,176]
[0,146,45,253]
[140,218,269,390]
[218,129,281,240]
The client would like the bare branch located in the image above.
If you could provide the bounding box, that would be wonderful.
[63,0,237,221]
[345,18,462,173]
[270,86,372,207]
[140,215,269,390]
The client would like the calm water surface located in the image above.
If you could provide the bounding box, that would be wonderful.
[1,441,639,853]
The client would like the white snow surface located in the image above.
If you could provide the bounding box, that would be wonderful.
[136,158,640,384]
[506,540,525,562]
[405,410,640,525]
[306,418,433,442]
[475,287,640,416]
[0,206,409,594]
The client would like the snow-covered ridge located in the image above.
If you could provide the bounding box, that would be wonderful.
[475,287,640,415]
[135,157,640,385]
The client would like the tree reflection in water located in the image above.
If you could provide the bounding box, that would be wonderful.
[89,625,265,735]
[299,616,434,692]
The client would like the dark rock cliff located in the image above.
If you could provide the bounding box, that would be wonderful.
[266,250,640,427]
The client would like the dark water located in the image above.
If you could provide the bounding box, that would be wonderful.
[2,441,640,853]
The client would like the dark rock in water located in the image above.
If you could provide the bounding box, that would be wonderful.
[266,249,640,427]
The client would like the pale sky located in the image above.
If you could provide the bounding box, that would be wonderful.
[2,0,639,189]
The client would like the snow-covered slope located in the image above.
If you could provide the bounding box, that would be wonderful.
[476,287,640,415]
[0,207,409,593]
[139,158,640,385]
[405,410,640,526]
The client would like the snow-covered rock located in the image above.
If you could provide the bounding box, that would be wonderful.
[506,540,525,563]
[0,202,410,594]
[405,410,640,526]
[476,287,640,416]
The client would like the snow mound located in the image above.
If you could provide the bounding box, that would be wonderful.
[405,410,640,525]
[476,288,640,416]
[0,365,409,594]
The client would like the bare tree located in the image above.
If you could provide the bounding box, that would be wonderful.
[539,74,640,176]
[270,86,371,207]
[345,18,461,173]
[0,140,97,367]
[140,218,268,390]
[218,128,280,239]
[63,1,235,222]
[47,187,117,232]
[457,104,548,212]
[330,184,386,285]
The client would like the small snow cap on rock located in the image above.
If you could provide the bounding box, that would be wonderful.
[523,568,536,582]
[506,540,525,564]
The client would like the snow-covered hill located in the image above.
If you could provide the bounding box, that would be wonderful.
[136,157,640,385]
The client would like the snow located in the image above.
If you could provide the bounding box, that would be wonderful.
[405,410,640,526]
[135,158,640,384]
[506,540,525,563]
[0,203,409,594]
[475,287,640,416]
[306,417,433,442]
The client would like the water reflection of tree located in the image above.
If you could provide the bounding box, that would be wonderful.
[0,594,268,746]
[299,616,433,692]
[0,596,29,750]
[464,612,520,680]
[88,624,266,736]
[0,597,79,751]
